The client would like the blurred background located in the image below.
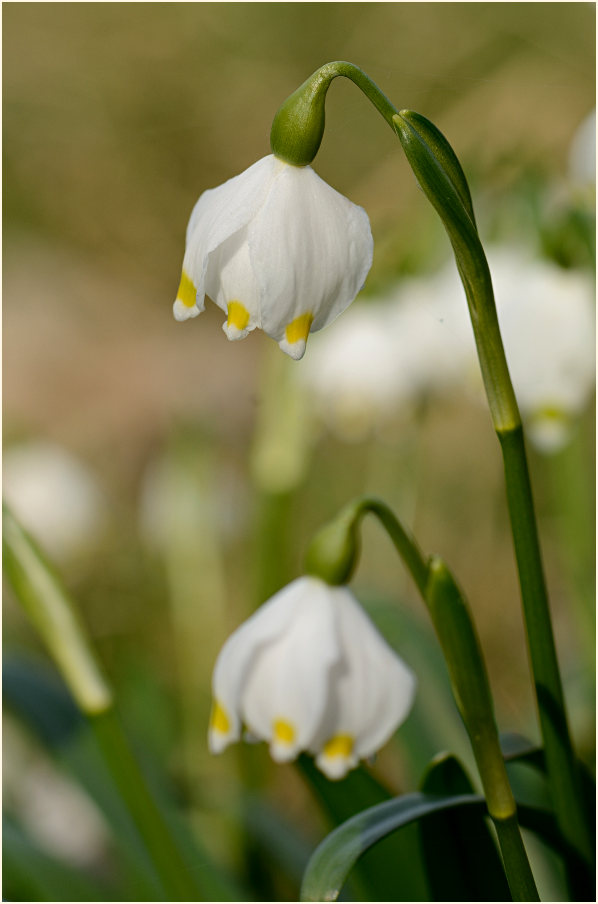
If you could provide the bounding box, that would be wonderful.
[3,4,595,901]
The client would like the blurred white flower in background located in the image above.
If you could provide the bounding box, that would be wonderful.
[301,246,594,453]
[301,267,475,441]
[2,440,108,562]
[209,575,416,780]
[3,716,109,868]
[139,451,247,550]
[300,303,411,441]
[568,109,596,190]
[490,248,596,453]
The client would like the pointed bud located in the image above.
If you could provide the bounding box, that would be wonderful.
[304,503,361,586]
[270,66,334,166]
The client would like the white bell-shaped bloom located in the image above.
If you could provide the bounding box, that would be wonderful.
[209,576,415,780]
[173,155,373,360]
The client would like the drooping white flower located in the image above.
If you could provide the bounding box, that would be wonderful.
[173,155,373,360]
[209,576,415,780]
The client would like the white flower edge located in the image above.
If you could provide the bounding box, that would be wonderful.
[174,155,373,360]
[209,576,415,779]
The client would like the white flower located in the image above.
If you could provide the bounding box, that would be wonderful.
[173,155,373,360]
[568,109,596,189]
[2,440,108,562]
[209,576,415,780]
[300,272,475,441]
[488,248,596,453]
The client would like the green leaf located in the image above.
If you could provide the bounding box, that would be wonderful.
[500,733,595,898]
[418,753,511,901]
[300,790,485,902]
[298,756,429,901]
[500,733,545,769]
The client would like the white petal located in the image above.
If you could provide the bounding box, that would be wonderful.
[312,589,415,775]
[204,228,261,339]
[209,579,300,753]
[181,155,276,309]
[248,164,373,350]
[173,298,201,322]
[240,577,340,761]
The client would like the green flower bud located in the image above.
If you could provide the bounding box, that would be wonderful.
[304,505,361,586]
[270,66,333,167]
[270,61,398,167]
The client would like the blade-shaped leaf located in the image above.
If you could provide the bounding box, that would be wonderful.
[419,753,510,901]
[300,790,484,902]
[298,756,429,901]
[500,733,545,769]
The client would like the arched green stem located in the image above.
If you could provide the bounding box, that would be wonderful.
[271,62,398,166]
[306,496,538,901]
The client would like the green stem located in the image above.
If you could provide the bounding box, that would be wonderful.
[499,426,592,866]
[313,61,399,128]
[392,109,593,869]
[271,62,398,166]
[494,814,541,902]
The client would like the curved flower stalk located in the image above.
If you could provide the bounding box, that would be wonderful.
[174,155,373,360]
[209,576,416,779]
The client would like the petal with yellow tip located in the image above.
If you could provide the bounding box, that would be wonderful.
[173,270,201,321]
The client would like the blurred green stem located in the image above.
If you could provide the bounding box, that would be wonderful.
[89,709,201,901]
[541,428,596,665]
[3,504,201,901]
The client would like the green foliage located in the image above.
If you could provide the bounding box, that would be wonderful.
[418,754,511,901]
